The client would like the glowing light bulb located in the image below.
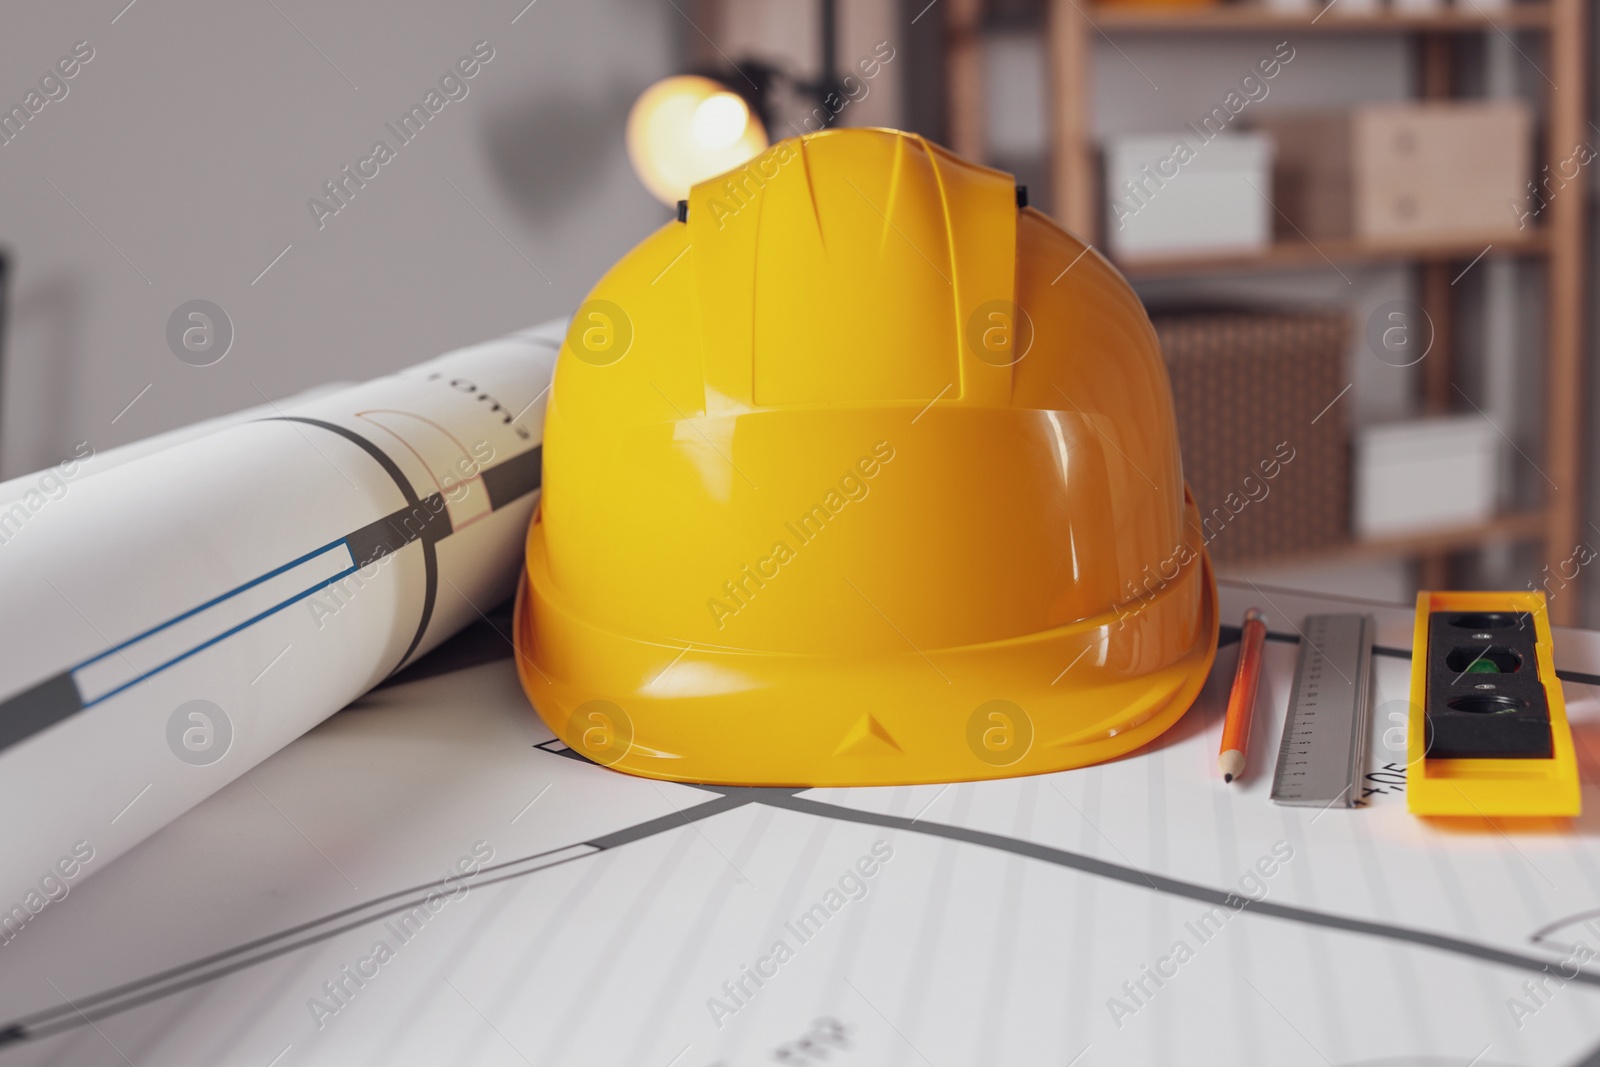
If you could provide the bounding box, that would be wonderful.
[626,75,769,206]
[692,92,750,149]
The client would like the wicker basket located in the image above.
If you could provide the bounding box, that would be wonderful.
[1153,309,1352,565]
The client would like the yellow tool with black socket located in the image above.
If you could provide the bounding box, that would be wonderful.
[1407,590,1580,818]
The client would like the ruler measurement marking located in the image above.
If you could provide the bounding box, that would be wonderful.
[1271,613,1374,808]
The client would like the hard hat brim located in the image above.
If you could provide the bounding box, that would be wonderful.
[514,494,1219,787]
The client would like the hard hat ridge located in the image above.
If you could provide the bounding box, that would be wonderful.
[516,126,1218,786]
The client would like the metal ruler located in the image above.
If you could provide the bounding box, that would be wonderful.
[1270,613,1374,808]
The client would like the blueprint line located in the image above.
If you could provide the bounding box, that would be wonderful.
[763,792,1600,992]
[8,689,1600,1056]
[0,791,748,1045]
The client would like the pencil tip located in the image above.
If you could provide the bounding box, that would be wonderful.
[1223,773,1233,783]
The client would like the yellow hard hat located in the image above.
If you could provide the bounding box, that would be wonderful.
[514,127,1217,786]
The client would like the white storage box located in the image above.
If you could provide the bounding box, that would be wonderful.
[1103,132,1273,259]
[1355,415,1499,538]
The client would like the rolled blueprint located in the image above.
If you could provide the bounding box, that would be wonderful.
[0,382,353,512]
[0,322,560,921]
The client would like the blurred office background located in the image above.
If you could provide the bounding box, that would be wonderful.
[0,0,1596,623]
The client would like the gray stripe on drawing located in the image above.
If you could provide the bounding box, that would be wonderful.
[764,792,1600,991]
[0,672,80,753]
[480,444,542,510]
[270,416,441,671]
[0,440,542,755]
[0,792,745,1044]
[623,803,776,1065]
[10,741,1600,1062]
[534,819,700,1065]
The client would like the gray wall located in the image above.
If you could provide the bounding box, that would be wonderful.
[0,0,675,477]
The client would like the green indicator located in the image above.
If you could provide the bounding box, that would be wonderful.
[1466,659,1501,674]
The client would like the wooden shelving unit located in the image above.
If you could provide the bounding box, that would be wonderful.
[947,0,1589,622]
[1092,4,1554,31]
[1116,230,1549,278]
[1237,510,1548,569]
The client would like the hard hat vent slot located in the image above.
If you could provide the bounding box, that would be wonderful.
[747,134,959,405]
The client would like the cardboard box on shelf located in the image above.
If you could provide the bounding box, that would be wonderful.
[1327,0,1383,15]
[1097,0,1215,8]
[1103,133,1274,259]
[1252,101,1531,242]
[1354,415,1500,539]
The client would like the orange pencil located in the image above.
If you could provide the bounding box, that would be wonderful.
[1219,607,1268,783]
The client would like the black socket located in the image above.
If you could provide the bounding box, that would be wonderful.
[1425,612,1551,759]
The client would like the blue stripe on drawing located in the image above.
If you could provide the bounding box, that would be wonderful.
[73,543,357,709]
[72,538,352,673]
